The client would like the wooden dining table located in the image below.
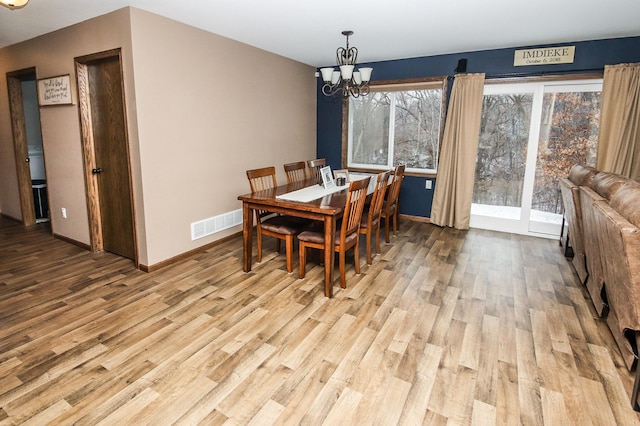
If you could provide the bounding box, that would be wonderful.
[238,177,362,297]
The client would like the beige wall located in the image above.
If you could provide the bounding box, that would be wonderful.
[0,7,317,268]
[0,8,135,246]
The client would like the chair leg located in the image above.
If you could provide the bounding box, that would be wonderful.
[393,211,399,236]
[384,216,391,244]
[365,231,372,265]
[299,243,306,278]
[276,238,282,253]
[375,223,381,255]
[285,235,294,273]
[339,249,346,288]
[354,239,361,275]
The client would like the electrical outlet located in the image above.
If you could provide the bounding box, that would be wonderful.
[61,207,67,219]
[425,180,432,190]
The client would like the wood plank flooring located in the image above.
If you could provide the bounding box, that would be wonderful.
[1,216,639,425]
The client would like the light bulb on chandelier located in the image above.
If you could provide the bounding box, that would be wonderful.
[319,31,373,99]
[0,0,29,9]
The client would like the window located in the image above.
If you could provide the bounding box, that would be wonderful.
[471,78,602,237]
[347,79,447,174]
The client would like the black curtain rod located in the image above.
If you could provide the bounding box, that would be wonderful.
[478,67,605,79]
[449,57,605,78]
[485,68,605,79]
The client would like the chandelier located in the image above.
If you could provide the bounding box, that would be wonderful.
[319,31,373,99]
[0,0,28,9]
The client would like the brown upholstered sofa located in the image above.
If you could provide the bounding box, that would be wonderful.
[559,165,599,284]
[562,165,640,409]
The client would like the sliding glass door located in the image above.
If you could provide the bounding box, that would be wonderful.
[470,79,602,238]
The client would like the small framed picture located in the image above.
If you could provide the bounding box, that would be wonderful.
[320,166,335,189]
[333,169,349,186]
[37,74,73,106]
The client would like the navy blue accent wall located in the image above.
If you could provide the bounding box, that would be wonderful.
[316,36,640,219]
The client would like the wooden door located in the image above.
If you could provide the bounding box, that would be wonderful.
[6,68,37,226]
[76,50,136,261]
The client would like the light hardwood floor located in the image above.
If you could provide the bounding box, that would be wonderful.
[1,216,639,425]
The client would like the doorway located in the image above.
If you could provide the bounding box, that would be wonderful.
[75,49,137,262]
[6,67,48,226]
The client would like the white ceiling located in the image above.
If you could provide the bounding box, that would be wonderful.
[1,0,639,67]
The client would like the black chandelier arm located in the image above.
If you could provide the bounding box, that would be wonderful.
[352,82,370,97]
[337,46,358,66]
[322,82,343,97]
[345,80,370,98]
[322,79,371,99]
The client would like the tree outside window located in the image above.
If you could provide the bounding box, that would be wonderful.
[347,79,446,174]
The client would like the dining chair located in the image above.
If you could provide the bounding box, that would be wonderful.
[283,161,308,184]
[298,176,371,289]
[307,158,326,184]
[381,164,405,243]
[246,166,307,272]
[359,171,391,264]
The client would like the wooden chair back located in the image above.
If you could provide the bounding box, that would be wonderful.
[382,164,405,243]
[246,166,277,192]
[368,171,391,225]
[307,158,326,184]
[246,166,278,221]
[339,177,371,246]
[359,171,391,264]
[386,165,405,211]
[284,161,308,184]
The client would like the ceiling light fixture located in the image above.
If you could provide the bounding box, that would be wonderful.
[319,31,373,99]
[0,0,29,9]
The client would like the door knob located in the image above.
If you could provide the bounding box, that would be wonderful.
[92,168,102,174]
[25,157,30,163]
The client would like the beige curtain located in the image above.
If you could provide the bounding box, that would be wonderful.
[596,63,640,179]
[430,73,485,229]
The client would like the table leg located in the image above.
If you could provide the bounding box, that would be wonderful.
[242,202,253,272]
[324,215,336,297]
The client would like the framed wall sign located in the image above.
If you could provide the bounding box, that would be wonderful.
[513,46,575,66]
[37,74,73,106]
